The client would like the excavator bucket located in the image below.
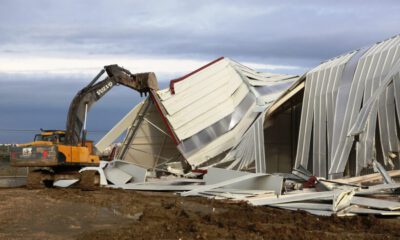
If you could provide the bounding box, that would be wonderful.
[104,64,159,94]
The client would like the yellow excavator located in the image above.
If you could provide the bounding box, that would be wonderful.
[10,64,158,188]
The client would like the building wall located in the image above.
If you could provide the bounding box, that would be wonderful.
[264,102,302,173]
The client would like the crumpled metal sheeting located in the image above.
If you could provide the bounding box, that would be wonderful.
[377,39,400,166]
[181,167,283,197]
[394,73,400,137]
[213,114,266,173]
[246,182,400,217]
[295,52,355,176]
[329,47,371,175]
[348,38,400,174]
[328,46,374,176]
[253,81,297,104]
[177,93,256,158]
[312,57,345,177]
[377,83,398,167]
[351,38,400,173]
[184,106,259,167]
[350,58,400,135]
[233,62,299,109]
[104,167,132,185]
[348,206,400,216]
[78,165,400,218]
[73,164,400,218]
[353,41,393,172]
[351,196,400,210]
[102,166,400,217]
[102,159,147,186]
[78,160,148,187]
[231,61,299,85]
[172,83,250,141]
[162,58,297,169]
[295,35,400,178]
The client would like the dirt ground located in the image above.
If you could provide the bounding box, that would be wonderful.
[0,188,399,240]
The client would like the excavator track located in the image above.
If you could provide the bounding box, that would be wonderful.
[27,169,100,190]
[26,171,53,189]
[26,171,43,189]
[78,170,100,191]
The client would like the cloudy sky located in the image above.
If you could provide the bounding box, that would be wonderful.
[0,0,399,143]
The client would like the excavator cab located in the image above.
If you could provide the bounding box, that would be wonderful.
[33,130,66,144]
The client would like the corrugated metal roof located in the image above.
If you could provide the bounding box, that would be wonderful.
[155,57,298,167]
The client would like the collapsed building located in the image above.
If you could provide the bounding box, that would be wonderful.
[96,35,400,180]
[95,57,299,174]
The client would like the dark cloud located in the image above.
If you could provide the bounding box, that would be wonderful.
[0,1,399,67]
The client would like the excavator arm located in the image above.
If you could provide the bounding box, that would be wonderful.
[65,64,158,145]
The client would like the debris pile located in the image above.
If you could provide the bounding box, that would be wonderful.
[52,159,400,217]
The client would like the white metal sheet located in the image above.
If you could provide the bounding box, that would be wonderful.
[351,196,400,210]
[109,160,147,183]
[104,167,132,185]
[53,179,79,188]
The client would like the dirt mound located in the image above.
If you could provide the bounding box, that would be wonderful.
[0,188,399,239]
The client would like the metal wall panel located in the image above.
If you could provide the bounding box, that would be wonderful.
[295,53,354,174]
[294,35,400,178]
[358,37,400,172]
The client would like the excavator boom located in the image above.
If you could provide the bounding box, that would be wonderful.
[65,64,158,145]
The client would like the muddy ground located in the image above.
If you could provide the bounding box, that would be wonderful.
[0,188,399,240]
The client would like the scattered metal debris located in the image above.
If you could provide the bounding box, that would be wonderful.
[89,161,400,217]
